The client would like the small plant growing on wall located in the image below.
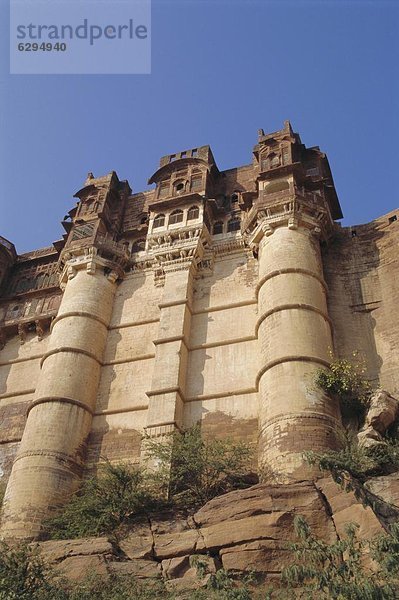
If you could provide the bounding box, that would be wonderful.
[315,351,373,427]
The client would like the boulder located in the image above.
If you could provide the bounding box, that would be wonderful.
[109,559,161,579]
[364,472,399,510]
[161,554,217,580]
[220,540,291,573]
[153,528,200,560]
[35,537,114,563]
[315,477,384,540]
[119,523,154,560]
[358,389,399,448]
[56,554,109,582]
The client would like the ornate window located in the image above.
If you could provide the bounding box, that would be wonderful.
[174,181,185,194]
[153,213,165,228]
[169,209,184,225]
[187,205,199,220]
[191,175,202,191]
[158,181,170,198]
[231,193,239,204]
[227,218,241,233]
[139,213,148,225]
[270,154,280,168]
[213,221,224,235]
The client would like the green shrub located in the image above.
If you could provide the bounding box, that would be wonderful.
[0,541,62,600]
[145,424,254,507]
[46,461,163,540]
[305,429,399,496]
[315,353,372,425]
[372,522,399,577]
[277,516,397,599]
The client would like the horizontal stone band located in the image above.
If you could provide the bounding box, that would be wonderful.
[40,346,102,368]
[0,388,35,400]
[260,411,340,430]
[256,355,330,386]
[50,311,108,332]
[13,448,85,471]
[255,303,332,334]
[256,268,328,297]
[27,396,94,416]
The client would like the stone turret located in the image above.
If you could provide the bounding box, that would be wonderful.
[1,173,131,540]
[244,121,343,478]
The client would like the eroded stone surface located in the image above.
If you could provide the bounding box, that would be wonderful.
[35,477,395,585]
[358,390,399,449]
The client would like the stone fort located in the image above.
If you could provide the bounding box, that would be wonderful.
[0,121,398,540]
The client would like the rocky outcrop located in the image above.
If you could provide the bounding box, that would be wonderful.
[364,472,399,514]
[358,389,399,449]
[34,477,386,587]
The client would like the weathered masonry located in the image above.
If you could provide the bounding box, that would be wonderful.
[0,121,398,539]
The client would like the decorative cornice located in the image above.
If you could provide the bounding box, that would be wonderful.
[144,224,211,286]
[59,242,128,289]
[243,190,335,247]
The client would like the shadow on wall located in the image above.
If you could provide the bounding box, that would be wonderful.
[84,272,148,475]
[322,221,385,385]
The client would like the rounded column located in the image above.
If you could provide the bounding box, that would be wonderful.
[1,258,117,540]
[257,224,340,479]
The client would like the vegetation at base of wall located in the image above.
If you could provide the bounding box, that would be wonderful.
[2,519,399,600]
[145,424,254,507]
[45,462,165,540]
[45,426,254,539]
[315,352,373,425]
[310,353,399,510]
[272,516,399,599]
[305,430,399,486]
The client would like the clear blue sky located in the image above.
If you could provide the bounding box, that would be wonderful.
[1,0,398,253]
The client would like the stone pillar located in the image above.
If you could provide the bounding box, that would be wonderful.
[145,264,194,439]
[255,220,340,479]
[1,250,119,540]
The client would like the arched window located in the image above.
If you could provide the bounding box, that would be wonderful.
[227,218,240,233]
[174,181,185,194]
[187,205,199,220]
[169,209,184,225]
[270,154,280,168]
[132,239,146,253]
[213,221,224,235]
[139,213,148,225]
[153,214,165,228]
[231,193,239,204]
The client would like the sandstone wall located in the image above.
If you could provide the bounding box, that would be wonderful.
[0,211,397,488]
[324,210,399,396]
[0,333,49,481]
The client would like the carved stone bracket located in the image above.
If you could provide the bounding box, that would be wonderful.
[147,225,210,287]
[59,242,128,289]
[244,192,334,250]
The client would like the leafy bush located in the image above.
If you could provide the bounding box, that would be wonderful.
[46,426,253,539]
[305,430,388,483]
[145,424,254,507]
[371,522,399,577]
[275,516,397,599]
[46,461,162,540]
[315,353,372,425]
[0,541,62,600]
